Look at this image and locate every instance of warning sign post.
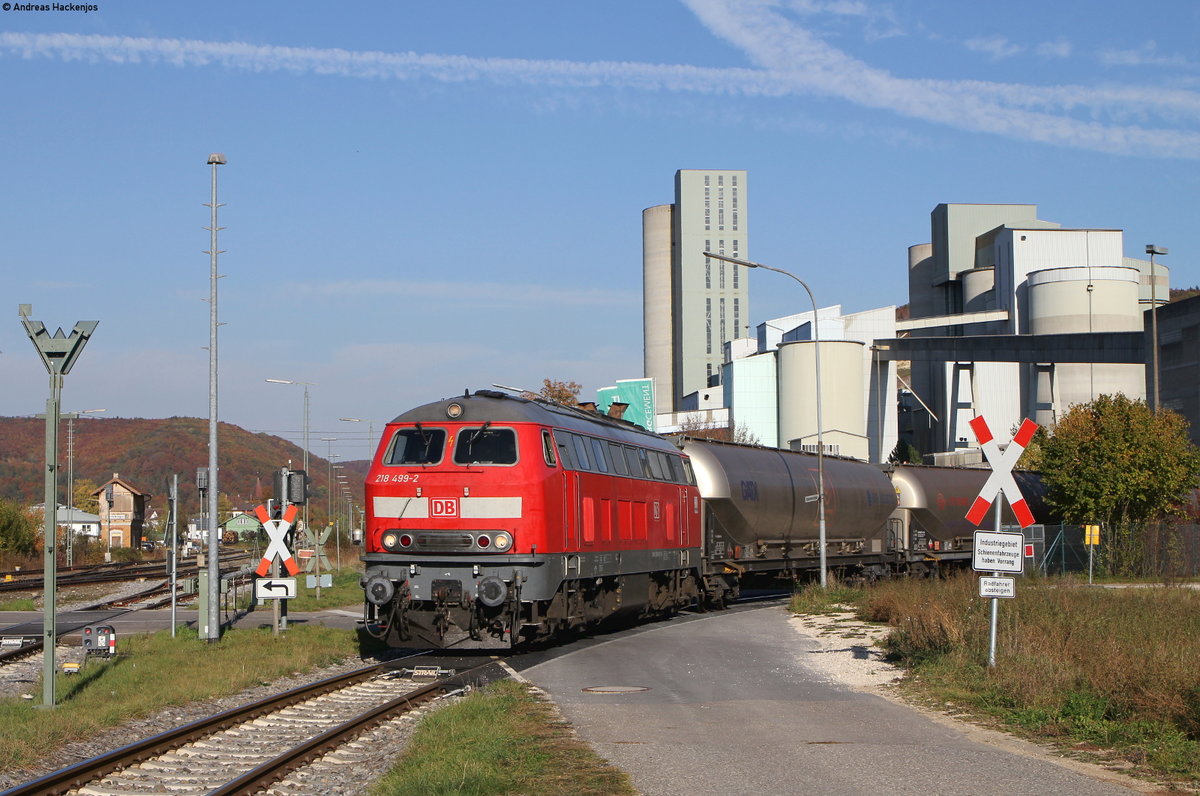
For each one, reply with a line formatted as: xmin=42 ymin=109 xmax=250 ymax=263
xmin=967 ymin=415 xmax=1039 ymax=668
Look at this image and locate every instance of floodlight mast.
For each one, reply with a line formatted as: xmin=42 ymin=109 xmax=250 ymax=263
xmin=203 ymin=153 xmax=226 ymax=643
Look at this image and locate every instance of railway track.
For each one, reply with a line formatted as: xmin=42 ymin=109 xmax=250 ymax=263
xmin=4 ymin=659 xmax=507 ymax=795
xmin=0 ymin=553 xmax=252 ymax=594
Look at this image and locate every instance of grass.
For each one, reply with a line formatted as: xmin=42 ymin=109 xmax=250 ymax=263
xmin=0 ymin=599 xmax=36 ymax=611
xmin=0 ymin=623 xmax=360 ymax=771
xmin=799 ymin=574 xmax=1200 ymax=785
xmin=371 ymin=680 xmax=637 ymax=796
xmin=286 ymin=567 xmax=363 ymax=611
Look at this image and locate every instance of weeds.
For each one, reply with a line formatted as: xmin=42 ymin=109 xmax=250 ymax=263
xmin=850 ymin=575 xmax=1200 ymax=784
xmin=372 ymin=680 xmax=635 ymax=796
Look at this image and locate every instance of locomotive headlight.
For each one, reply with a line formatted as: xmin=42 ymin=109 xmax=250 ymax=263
xmin=493 ymin=532 xmax=513 ymax=551
xmin=446 ymin=402 xmax=464 ymax=419
xmin=381 ymin=531 xmax=400 ymax=551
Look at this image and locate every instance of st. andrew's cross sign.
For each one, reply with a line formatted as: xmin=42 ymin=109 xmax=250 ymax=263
xmin=965 ymin=416 xmax=1039 ymax=529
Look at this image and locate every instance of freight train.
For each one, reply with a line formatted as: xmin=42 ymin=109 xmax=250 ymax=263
xmin=359 ymin=389 xmax=1046 ymax=648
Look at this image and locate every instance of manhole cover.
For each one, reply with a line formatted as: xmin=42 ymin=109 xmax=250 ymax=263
xmin=582 ymin=685 xmax=650 ymax=693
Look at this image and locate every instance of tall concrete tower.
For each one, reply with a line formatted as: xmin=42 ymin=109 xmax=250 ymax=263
xmin=643 ymin=169 xmax=749 ymax=411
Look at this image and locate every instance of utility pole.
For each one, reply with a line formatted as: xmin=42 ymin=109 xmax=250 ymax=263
xmin=20 ymin=305 xmax=97 ymax=709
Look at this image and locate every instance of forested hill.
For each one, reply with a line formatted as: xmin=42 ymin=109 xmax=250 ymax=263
xmin=0 ymin=416 xmax=370 ymax=522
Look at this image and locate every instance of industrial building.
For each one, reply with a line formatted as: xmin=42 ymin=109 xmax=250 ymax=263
xmin=643 ymin=169 xmax=749 ymax=414
xmin=640 ymin=178 xmax=1175 ymax=464
xmin=901 ymin=203 xmax=1166 ymax=458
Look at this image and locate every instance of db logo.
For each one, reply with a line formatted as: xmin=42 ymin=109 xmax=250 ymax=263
xmin=431 ymin=498 xmax=459 ymax=518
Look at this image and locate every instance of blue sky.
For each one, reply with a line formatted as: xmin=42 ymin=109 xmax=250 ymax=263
xmin=2 ymin=0 xmax=1197 ymax=462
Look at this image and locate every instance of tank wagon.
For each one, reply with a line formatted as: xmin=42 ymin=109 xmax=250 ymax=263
xmin=360 ymin=390 xmax=1049 ymax=648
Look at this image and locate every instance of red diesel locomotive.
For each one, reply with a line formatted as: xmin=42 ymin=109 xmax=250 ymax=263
xmin=360 ymin=390 xmax=704 ymax=646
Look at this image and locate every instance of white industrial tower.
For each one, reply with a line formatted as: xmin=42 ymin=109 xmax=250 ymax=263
xmin=643 ymin=169 xmax=749 ymax=412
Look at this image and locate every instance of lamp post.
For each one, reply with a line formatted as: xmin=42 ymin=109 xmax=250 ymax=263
xmin=266 ymin=379 xmax=315 ymax=533
xmin=339 ymin=417 xmax=374 ymax=460
xmin=204 ymin=152 xmax=226 ymax=644
xmin=1145 ymin=245 xmax=1168 ymax=412
xmin=703 ymin=251 xmax=829 ymax=588
xmin=64 ymin=408 xmax=105 ymax=566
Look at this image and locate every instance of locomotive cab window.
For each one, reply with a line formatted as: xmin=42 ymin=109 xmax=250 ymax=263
xmin=453 ymin=426 xmax=518 ymax=465
xmin=387 ymin=427 xmax=446 ymax=466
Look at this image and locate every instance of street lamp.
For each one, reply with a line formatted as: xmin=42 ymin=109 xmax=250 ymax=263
xmin=266 ymin=379 xmax=315 ymax=532
xmin=1146 ymin=245 xmax=1168 ymax=412
xmin=339 ymin=417 xmax=374 ymax=460
xmin=703 ymin=251 xmax=829 ymax=588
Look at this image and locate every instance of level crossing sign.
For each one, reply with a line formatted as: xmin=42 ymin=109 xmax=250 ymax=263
xmin=965 ymin=416 xmax=1039 ymax=528
xmin=253 ymin=503 xmax=300 ymax=577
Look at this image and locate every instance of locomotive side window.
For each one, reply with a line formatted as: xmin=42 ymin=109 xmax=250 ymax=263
xmin=626 ymin=446 xmax=650 ymax=478
xmin=542 ymin=430 xmax=557 ymax=467
xmin=555 ymin=435 xmax=574 ymax=469
xmin=387 ymin=427 xmax=446 ymax=466
xmin=667 ymin=455 xmax=687 ymax=484
xmin=682 ymin=457 xmax=697 ymax=486
xmin=589 ymin=438 xmax=611 ymax=473
xmin=646 ymin=451 xmax=668 ymax=481
xmin=608 ymin=442 xmax=629 ymax=476
xmin=453 ymin=427 xmax=518 ymax=465
xmin=570 ymin=434 xmax=592 ymax=471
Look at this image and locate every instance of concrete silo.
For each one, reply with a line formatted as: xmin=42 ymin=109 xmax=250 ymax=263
xmin=777 ymin=339 xmax=867 ymax=460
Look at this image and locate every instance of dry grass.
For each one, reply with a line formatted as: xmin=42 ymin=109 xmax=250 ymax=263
xmin=860 ymin=574 xmax=1200 ymax=781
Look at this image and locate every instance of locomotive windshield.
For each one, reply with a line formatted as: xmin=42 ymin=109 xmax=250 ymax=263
xmin=387 ymin=426 xmax=446 ymax=465
xmin=453 ymin=426 xmax=518 ymax=465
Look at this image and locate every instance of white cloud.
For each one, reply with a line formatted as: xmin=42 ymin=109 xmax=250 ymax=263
xmin=1100 ymin=42 xmax=1192 ymax=68
xmin=964 ymin=35 xmax=1023 ymax=60
xmin=1036 ymin=38 xmax=1072 ymax=59
xmin=1 ymin=15 xmax=1198 ymax=160
xmin=292 ymin=279 xmax=638 ymax=307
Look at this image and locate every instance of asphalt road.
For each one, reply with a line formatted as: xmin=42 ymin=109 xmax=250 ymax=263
xmin=510 ymin=604 xmax=1144 ymax=796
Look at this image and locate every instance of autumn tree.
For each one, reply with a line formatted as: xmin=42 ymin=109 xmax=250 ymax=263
xmin=526 ymin=378 xmax=582 ymax=406
xmin=674 ymin=414 xmax=761 ymax=445
xmin=0 ymin=499 xmax=37 ymax=558
xmin=1038 ymin=394 xmax=1200 ymax=575
xmin=73 ymin=478 xmax=100 ymax=513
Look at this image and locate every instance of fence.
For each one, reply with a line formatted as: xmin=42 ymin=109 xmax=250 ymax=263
xmin=1024 ymin=523 xmax=1200 ymax=579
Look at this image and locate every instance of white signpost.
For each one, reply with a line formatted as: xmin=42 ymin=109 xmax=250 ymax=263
xmin=255 ymin=578 xmax=297 ymax=600
xmin=972 ymin=531 xmax=1025 ymax=573
xmin=979 ymin=577 xmax=1016 ymax=599
xmin=967 ymin=415 xmax=1038 ymax=668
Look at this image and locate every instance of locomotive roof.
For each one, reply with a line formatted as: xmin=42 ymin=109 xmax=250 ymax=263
xmin=390 ymin=390 xmax=675 ymax=449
